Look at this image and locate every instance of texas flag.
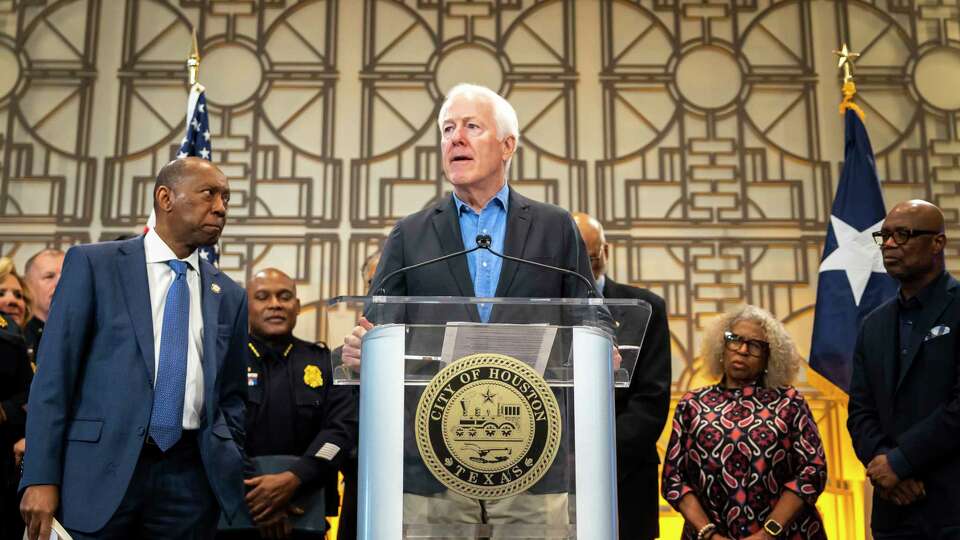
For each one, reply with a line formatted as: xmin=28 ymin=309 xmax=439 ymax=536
xmin=809 ymin=109 xmax=898 ymax=391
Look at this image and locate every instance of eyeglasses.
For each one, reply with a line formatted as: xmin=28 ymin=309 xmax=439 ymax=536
xmin=723 ymin=331 xmax=769 ymax=358
xmin=871 ymin=229 xmax=940 ymax=246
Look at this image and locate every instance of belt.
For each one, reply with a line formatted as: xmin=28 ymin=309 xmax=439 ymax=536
xmin=143 ymin=429 xmax=200 ymax=457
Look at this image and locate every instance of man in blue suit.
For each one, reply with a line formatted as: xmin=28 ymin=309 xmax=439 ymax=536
xmin=19 ymin=157 xmax=249 ymax=539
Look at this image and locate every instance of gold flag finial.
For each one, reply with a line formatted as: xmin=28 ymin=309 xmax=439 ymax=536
xmin=834 ymin=43 xmax=865 ymax=120
xmin=833 ymin=43 xmax=860 ymax=84
xmin=187 ymin=28 xmax=200 ymax=86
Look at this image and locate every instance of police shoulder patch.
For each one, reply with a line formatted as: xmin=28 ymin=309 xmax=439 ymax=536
xmin=415 ymin=353 xmax=562 ymax=500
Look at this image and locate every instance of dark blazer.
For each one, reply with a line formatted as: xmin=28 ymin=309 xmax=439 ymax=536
xmin=371 ymin=188 xmax=596 ymax=321
xmin=848 ymin=272 xmax=960 ymax=533
xmin=21 ymin=237 xmax=249 ymax=534
xmin=603 ymin=278 xmax=670 ymax=540
xmin=368 ymin=188 xmax=598 ymax=495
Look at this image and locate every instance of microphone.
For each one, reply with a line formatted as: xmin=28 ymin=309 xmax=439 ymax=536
xmin=371 ymin=243 xmax=483 ymax=295
xmin=473 ymin=234 xmax=598 ymax=297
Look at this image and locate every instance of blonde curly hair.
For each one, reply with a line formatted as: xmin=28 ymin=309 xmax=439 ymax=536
xmin=0 ymin=256 xmax=32 ymax=324
xmin=700 ymin=305 xmax=800 ymax=388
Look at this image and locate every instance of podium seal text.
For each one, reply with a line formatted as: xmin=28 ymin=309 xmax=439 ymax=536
xmin=415 ymin=353 xmax=562 ymax=499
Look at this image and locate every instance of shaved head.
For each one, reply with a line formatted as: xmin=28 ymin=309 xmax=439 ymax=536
xmin=248 ymin=268 xmax=297 ymax=293
xmin=247 ymin=268 xmax=300 ymax=341
xmin=880 ymin=199 xmax=947 ymax=295
xmin=572 ymin=212 xmax=607 ymax=280
xmin=888 ymin=199 xmax=945 ymax=233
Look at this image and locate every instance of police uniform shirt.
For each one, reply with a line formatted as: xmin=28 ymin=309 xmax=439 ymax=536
xmin=246 ymin=338 xmax=298 ymax=456
xmin=0 ymin=313 xmax=32 ymax=485
xmin=245 ymin=335 xmax=357 ymax=490
xmin=23 ymin=317 xmax=43 ymax=365
xmin=0 ymin=314 xmax=31 ymax=429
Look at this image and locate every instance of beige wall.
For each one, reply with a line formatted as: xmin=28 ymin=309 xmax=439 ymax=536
xmin=2 ymin=1 xmax=959 ymax=536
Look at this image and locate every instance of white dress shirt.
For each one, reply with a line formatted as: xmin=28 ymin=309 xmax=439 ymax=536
xmin=143 ymin=229 xmax=204 ymax=429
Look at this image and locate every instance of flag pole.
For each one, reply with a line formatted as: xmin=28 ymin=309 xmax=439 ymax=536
xmin=833 ymin=43 xmax=865 ymax=120
xmin=149 ymin=29 xmax=202 ymax=232
xmin=187 ymin=28 xmax=201 ymax=87
xmin=808 ymin=41 xmax=897 ymax=391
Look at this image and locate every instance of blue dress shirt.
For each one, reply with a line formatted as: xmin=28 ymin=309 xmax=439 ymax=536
xmin=453 ymin=184 xmax=509 ymax=322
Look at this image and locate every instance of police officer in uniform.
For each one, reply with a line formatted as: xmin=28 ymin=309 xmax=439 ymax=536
xmin=22 ymin=248 xmax=65 ymax=366
xmin=240 ymin=268 xmax=357 ymax=540
xmin=0 ymin=313 xmax=32 ymax=540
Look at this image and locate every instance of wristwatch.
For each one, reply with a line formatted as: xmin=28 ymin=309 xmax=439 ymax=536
xmin=763 ymin=518 xmax=784 ymax=537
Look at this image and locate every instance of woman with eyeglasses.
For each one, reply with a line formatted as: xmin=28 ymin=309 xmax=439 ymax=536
xmin=661 ymin=305 xmax=827 ymax=540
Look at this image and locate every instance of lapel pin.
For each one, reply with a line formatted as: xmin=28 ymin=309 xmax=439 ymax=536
xmin=211 ymin=283 xmax=221 ymax=294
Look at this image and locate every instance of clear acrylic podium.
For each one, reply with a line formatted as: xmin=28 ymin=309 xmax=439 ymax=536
xmin=328 ymin=296 xmax=651 ymax=540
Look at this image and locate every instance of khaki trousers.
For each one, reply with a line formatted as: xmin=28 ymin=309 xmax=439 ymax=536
xmin=403 ymin=490 xmax=570 ymax=539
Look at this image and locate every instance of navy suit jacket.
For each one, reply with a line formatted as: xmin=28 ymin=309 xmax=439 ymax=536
xmin=21 ymin=237 xmax=249 ymax=533
xmin=848 ymin=272 xmax=960 ymax=532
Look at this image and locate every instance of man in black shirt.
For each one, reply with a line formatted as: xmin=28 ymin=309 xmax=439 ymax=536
xmin=848 ymin=200 xmax=960 ymax=538
xmin=241 ymin=268 xmax=357 ymax=539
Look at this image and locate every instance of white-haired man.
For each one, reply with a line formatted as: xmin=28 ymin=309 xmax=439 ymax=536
xmin=342 ymin=83 xmax=598 ymax=535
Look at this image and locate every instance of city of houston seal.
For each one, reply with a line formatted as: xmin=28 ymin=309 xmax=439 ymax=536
xmin=415 ymin=353 xmax=562 ymax=499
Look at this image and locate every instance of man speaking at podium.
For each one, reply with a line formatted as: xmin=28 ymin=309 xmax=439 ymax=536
xmin=342 ymin=83 xmax=599 ymax=532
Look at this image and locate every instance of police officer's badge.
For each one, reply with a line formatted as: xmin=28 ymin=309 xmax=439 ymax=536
xmin=415 ymin=353 xmax=561 ymax=500
xmin=303 ymin=364 xmax=324 ymax=388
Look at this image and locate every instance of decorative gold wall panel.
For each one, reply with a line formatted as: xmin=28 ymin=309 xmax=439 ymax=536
xmin=1 ymin=1 xmax=958 ymax=536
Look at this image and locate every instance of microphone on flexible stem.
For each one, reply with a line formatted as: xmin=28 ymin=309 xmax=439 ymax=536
xmin=372 ymin=242 xmax=484 ymax=295
xmin=473 ymin=234 xmax=597 ymax=297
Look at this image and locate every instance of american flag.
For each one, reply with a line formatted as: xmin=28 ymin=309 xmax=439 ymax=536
xmin=177 ymin=84 xmax=211 ymax=160
xmin=144 ymin=84 xmax=218 ymax=265
xmin=178 ymin=84 xmax=218 ymax=266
